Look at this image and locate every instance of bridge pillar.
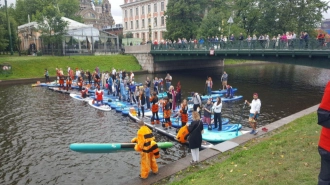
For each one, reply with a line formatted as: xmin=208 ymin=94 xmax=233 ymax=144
xmin=125 ymin=45 xmax=225 ymax=73
xmin=125 ymin=44 xmax=155 ymax=73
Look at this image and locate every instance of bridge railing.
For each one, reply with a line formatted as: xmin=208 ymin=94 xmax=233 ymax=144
xmin=151 ymin=39 xmax=330 ymax=51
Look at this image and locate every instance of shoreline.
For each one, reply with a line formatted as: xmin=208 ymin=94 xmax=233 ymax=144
xmin=121 ymin=104 xmax=319 ymax=185
xmin=0 ymin=70 xmax=149 ymax=86
xmin=0 ymin=61 xmax=268 ymax=85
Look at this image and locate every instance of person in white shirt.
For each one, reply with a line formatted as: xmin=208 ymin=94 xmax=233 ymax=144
xmin=245 ymin=93 xmax=261 ymax=135
xmin=212 ymin=97 xmax=222 ymax=131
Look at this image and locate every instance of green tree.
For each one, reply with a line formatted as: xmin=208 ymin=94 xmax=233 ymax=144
xmin=0 ymin=24 xmax=8 ymax=52
xmin=36 ymin=4 xmax=68 ymax=55
xmin=13 ymin=0 xmax=82 ymax=25
xmin=165 ymin=0 xmax=208 ymax=40
xmin=126 ymin=31 xmax=133 ymax=38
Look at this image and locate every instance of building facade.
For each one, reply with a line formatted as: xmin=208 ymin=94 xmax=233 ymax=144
xmin=120 ymin=0 xmax=168 ymax=43
xmin=78 ymin=0 xmax=115 ymax=30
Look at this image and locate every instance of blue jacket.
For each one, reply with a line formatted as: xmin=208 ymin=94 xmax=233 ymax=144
xmin=129 ymin=84 xmax=136 ymax=93
xmin=108 ymin=77 xmax=113 ymax=86
xmin=145 ymin=87 xmax=150 ymax=97
xmin=226 ymin=87 xmax=234 ymax=97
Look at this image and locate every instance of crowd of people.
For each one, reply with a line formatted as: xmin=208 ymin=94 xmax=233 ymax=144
xmin=150 ymin=31 xmax=330 ymax=50
xmin=49 ymin=67 xmax=264 ymax=178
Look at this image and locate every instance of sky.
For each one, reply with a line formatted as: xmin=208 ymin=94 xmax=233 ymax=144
xmin=4 ymin=0 xmax=330 ymax=24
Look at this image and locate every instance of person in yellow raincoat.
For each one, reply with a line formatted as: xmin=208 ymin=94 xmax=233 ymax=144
xmin=131 ymin=120 xmax=159 ymax=179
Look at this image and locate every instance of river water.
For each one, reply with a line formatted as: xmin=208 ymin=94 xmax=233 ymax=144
xmin=0 ymin=62 xmax=329 ymax=185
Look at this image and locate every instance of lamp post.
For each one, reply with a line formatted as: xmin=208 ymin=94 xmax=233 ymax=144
xmin=148 ymin=24 xmax=151 ymax=43
xmin=5 ymin=0 xmax=13 ymax=55
xmin=227 ymin=16 xmax=233 ymax=36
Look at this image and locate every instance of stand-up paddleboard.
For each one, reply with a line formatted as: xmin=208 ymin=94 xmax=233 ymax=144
xmin=122 ymin=107 xmax=130 ymax=116
xmin=69 ymin=93 xmax=93 ymax=102
xmin=88 ymin=100 xmax=112 ymax=111
xmin=109 ymin=102 xmax=127 ymax=109
xmin=128 ymin=111 xmax=214 ymax=149
xmin=202 ymin=126 xmax=249 ymax=143
xmin=213 ymin=95 xmax=243 ymax=102
xmin=170 ymin=117 xmax=230 ymax=128
xmin=157 ymin=92 xmax=168 ymax=99
xmin=70 ymin=142 xmax=173 ymax=153
xmin=187 ymin=94 xmax=223 ymax=101
xmin=48 ymin=87 xmax=74 ymax=94
xmin=212 ymin=88 xmax=238 ymax=94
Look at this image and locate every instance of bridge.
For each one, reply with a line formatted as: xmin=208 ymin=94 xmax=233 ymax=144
xmin=125 ymin=39 xmax=330 ymax=72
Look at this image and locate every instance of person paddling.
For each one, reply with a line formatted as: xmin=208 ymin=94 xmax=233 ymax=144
xmin=221 ymin=71 xmax=228 ymax=90
xmin=203 ymin=99 xmax=213 ymax=130
xmin=225 ymin=84 xmax=234 ymax=98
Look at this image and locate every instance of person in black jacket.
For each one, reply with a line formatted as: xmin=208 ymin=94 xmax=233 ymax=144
xmin=188 ymin=111 xmax=204 ymax=165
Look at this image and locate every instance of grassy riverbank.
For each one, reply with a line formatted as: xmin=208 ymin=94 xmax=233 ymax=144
xmin=0 ymin=55 xmax=141 ymax=80
xmin=156 ymin=113 xmax=320 ymax=185
xmin=224 ymin=58 xmax=266 ymax=65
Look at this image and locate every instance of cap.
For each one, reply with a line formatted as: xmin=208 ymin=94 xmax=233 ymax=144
xmin=318 ymin=81 xmax=330 ymax=128
xmin=253 ymin=93 xmax=258 ymax=96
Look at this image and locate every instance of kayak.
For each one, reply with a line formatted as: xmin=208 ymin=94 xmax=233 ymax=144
xmin=211 ymin=88 xmax=238 ymax=94
xmin=70 ymin=142 xmax=173 ymax=153
xmin=69 ymin=93 xmax=93 ymax=102
xmin=88 ymin=100 xmax=112 ymax=111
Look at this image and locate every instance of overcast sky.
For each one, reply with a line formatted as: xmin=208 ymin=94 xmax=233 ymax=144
xmin=4 ymin=0 xmax=330 ymax=24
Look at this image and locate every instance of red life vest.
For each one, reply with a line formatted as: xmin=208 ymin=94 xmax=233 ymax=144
xmin=96 ymin=90 xmax=103 ymax=101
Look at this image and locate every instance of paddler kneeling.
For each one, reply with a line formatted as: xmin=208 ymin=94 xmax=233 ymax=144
xmin=131 ymin=120 xmax=159 ymax=179
xmin=92 ymin=85 xmax=103 ymax=105
xmin=81 ymin=87 xmax=89 ymax=98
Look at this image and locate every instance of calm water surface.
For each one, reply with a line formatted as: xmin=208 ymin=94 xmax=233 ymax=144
xmin=0 ymin=62 xmax=329 ymax=184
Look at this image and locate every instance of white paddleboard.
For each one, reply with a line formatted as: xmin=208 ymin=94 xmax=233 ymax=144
xmin=88 ymin=100 xmax=112 ymax=111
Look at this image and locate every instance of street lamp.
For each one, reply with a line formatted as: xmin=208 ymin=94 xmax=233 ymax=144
xmin=5 ymin=0 xmax=13 ymax=55
xmin=227 ymin=16 xmax=233 ymax=36
xmin=148 ymin=24 xmax=151 ymax=43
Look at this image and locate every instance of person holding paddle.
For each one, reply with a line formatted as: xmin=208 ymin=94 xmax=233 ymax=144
xmin=221 ymin=71 xmax=228 ymax=90
xmin=245 ymin=93 xmax=261 ymax=135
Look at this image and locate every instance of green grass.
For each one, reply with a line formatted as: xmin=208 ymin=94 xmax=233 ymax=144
xmin=0 ymin=55 xmax=141 ymax=80
xmin=157 ymin=113 xmax=321 ymax=185
xmin=224 ymin=59 xmax=265 ymax=65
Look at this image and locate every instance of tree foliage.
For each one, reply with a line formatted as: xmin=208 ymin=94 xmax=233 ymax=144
xmin=36 ymin=4 xmax=68 ymax=55
xmin=165 ymin=0 xmax=330 ymax=39
xmin=164 ymin=0 xmax=208 ymax=40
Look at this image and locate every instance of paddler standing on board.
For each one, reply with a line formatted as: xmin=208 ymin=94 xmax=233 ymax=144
xmin=162 ymin=97 xmax=172 ymax=130
xmin=66 ymin=76 xmax=72 ymax=91
xmin=77 ymin=76 xmax=83 ymax=91
xmin=131 ymin=120 xmax=159 ymax=179
xmin=150 ymin=92 xmax=160 ymax=125
xmin=180 ymin=99 xmax=189 ymax=127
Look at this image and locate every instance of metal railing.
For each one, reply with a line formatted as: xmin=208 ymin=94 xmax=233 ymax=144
xmin=150 ymin=39 xmax=330 ymax=51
